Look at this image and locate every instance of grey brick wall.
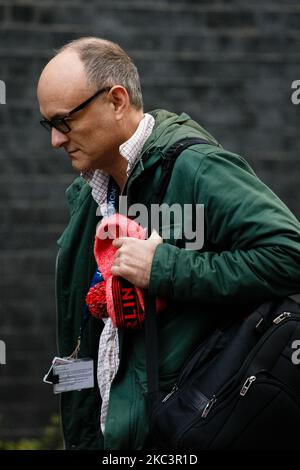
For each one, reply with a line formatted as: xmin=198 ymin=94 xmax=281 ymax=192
xmin=0 ymin=0 xmax=299 ymax=441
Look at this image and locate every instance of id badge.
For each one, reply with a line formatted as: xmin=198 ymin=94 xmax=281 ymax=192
xmin=43 ymin=356 xmax=94 ymax=394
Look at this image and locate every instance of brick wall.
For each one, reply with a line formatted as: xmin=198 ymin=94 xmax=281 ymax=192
xmin=0 ymin=0 xmax=299 ymax=440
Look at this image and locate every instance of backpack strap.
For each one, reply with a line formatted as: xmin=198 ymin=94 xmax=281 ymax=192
xmin=153 ymin=137 xmax=213 ymax=205
xmin=145 ymin=137 xmax=212 ymax=409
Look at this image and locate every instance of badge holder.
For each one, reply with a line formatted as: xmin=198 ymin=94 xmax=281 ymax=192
xmin=43 ymin=335 xmax=94 ymax=394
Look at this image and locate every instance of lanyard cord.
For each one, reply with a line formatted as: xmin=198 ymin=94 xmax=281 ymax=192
xmin=69 ymin=177 xmax=120 ymax=359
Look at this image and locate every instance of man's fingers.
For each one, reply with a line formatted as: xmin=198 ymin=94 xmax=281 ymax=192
xmin=112 ymin=237 xmax=129 ymax=248
xmin=111 ymin=265 xmax=119 ymax=276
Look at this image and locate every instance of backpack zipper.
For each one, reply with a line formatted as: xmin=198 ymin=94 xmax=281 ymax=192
xmin=240 ymin=375 xmax=257 ymax=396
xmin=161 ymin=330 xmax=225 ymax=404
xmin=162 ymin=311 xmax=294 ymax=407
xmin=201 ymin=373 xmax=258 ymax=419
xmin=200 ymin=373 xmax=239 ymax=418
xmin=162 ymin=384 xmax=179 ymax=403
xmin=273 ymin=312 xmax=291 ymax=324
xmin=163 ymin=311 xmax=296 ymax=419
xmin=200 ymin=311 xmax=296 ymax=418
xmin=201 ymin=396 xmax=217 ymax=418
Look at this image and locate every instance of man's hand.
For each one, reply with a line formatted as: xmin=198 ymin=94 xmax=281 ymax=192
xmin=111 ymin=230 xmax=163 ymax=288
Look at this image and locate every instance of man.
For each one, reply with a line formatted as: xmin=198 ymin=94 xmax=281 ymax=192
xmin=37 ymin=37 xmax=300 ymax=450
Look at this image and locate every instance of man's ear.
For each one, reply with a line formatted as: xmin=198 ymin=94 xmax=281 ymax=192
xmin=109 ymin=85 xmax=129 ymax=120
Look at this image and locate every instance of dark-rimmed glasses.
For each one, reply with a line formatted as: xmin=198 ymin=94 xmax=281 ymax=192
xmin=40 ymin=86 xmax=111 ymax=134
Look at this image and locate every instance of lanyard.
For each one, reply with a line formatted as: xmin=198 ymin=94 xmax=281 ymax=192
xmin=70 ymin=268 xmax=104 ymax=359
xmin=69 ymin=177 xmax=119 ymax=359
xmin=107 ymin=176 xmax=120 ymax=215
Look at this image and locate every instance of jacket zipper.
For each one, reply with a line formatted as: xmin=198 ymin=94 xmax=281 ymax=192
xmin=54 ymin=246 xmax=67 ymax=449
xmin=55 ymin=247 xmax=61 ymax=356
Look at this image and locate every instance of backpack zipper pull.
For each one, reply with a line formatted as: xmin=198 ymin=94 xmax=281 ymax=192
xmin=240 ymin=375 xmax=256 ymax=396
xmin=162 ymin=384 xmax=178 ymax=403
xmin=273 ymin=312 xmax=291 ymax=324
xmin=201 ymin=396 xmax=217 ymax=418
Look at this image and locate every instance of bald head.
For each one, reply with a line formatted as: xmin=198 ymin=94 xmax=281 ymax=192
xmin=54 ymin=37 xmax=143 ymax=110
xmin=37 ymin=50 xmax=91 ymax=120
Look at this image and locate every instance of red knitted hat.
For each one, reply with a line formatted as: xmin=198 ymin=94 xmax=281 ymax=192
xmin=86 ymin=214 xmax=164 ymax=329
xmin=94 ymin=213 xmax=146 ymax=281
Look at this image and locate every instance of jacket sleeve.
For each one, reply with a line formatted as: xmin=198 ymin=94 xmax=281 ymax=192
xmin=149 ymin=149 xmax=300 ymax=304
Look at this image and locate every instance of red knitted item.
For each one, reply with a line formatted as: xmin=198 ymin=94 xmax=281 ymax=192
xmin=85 ymin=282 xmax=108 ymax=320
xmin=108 ymin=276 xmax=145 ymax=329
xmin=86 ymin=213 xmax=165 ymax=329
xmin=94 ymin=214 xmax=146 ymax=280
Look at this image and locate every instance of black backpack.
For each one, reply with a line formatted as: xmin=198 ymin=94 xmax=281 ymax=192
xmin=145 ymin=138 xmax=300 ymax=450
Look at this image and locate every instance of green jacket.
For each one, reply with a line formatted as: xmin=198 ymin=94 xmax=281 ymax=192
xmin=56 ymin=109 xmax=300 ymax=450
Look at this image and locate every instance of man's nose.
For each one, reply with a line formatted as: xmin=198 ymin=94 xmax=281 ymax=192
xmin=51 ymin=127 xmax=69 ymax=148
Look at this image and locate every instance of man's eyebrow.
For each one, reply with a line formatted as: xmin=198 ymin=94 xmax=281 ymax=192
xmin=50 ymin=113 xmax=63 ymax=120
xmin=49 ymin=113 xmax=67 ymax=121
xmin=42 ymin=111 xmax=69 ymax=120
